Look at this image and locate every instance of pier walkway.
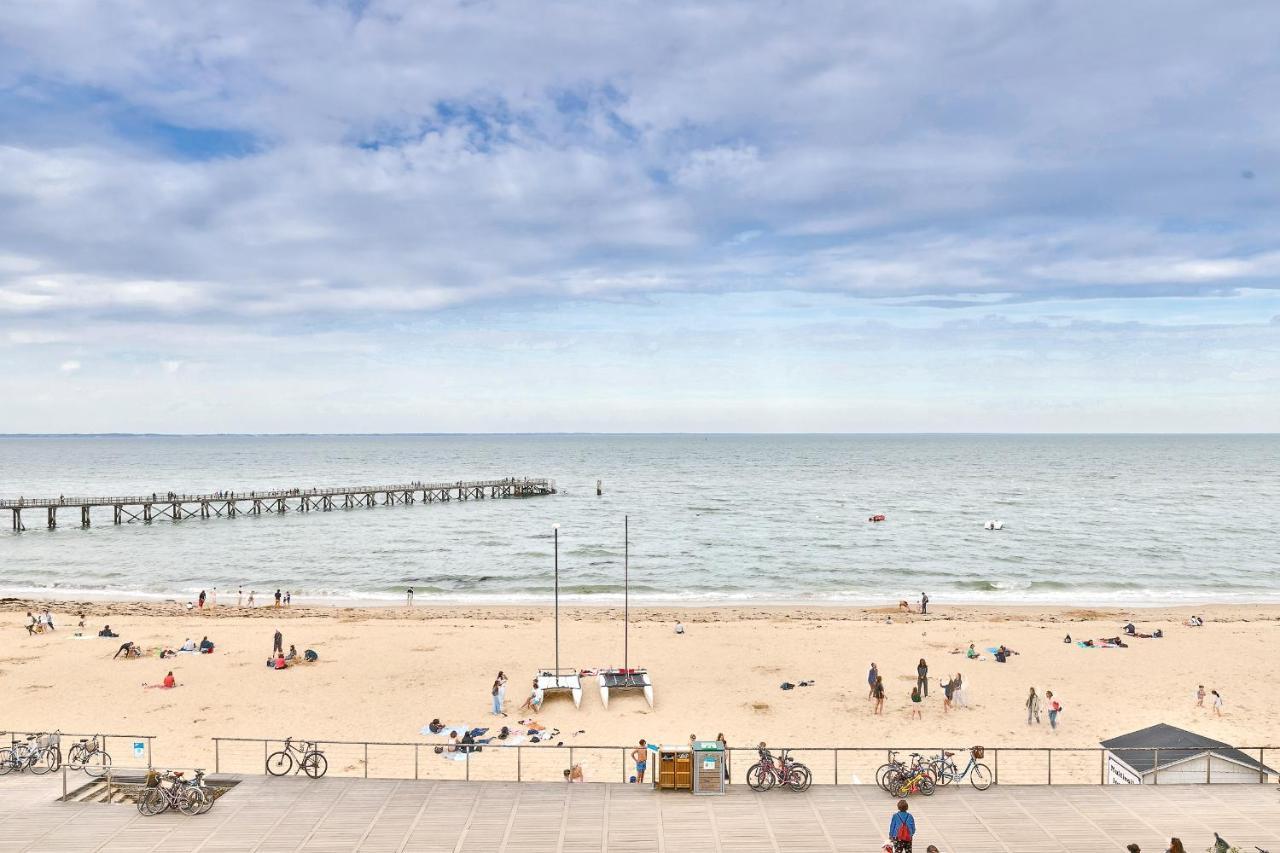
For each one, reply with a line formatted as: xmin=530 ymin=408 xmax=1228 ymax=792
xmin=3 ymin=774 xmax=1280 ymax=852
xmin=2 ymin=478 xmax=555 ymax=531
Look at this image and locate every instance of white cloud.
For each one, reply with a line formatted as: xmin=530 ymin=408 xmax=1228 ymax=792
xmin=59 ymin=360 xmax=80 ymax=372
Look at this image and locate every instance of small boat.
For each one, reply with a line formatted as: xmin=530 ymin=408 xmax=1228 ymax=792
xmin=868 ymin=514 xmax=886 ymax=523
xmin=983 ymin=520 xmax=1004 ymax=530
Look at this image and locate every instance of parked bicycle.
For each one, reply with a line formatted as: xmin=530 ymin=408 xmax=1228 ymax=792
xmin=65 ymin=734 xmax=112 ymax=777
xmin=933 ymin=746 xmax=993 ymax=791
xmin=137 ymin=769 xmax=209 ymax=816
xmin=266 ymin=738 xmax=328 ymax=778
xmin=746 ymin=747 xmax=812 ymax=792
xmin=0 ymin=731 xmax=61 ymax=775
xmin=876 ymin=751 xmax=935 ymax=792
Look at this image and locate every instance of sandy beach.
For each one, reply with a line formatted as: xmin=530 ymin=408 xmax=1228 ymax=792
xmin=3 ymin=599 xmax=1278 ymax=780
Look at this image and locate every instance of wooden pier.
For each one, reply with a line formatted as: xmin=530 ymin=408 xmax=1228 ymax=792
xmin=1 ymin=478 xmax=555 ymax=531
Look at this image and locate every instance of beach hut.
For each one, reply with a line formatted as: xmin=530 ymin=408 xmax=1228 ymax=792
xmin=537 ymin=523 xmax=582 ymax=708
xmin=1101 ymin=723 xmax=1275 ymax=784
xmin=598 ymin=515 xmax=654 ymax=709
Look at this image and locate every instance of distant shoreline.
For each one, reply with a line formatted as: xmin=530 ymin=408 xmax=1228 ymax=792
xmin=4 ymin=594 xmax=1278 ymax=623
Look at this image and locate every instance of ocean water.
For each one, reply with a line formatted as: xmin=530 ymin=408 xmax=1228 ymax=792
xmin=0 ymin=434 xmax=1276 ymax=606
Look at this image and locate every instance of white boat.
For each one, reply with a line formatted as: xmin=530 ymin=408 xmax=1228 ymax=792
xmin=598 ymin=668 xmax=653 ymax=709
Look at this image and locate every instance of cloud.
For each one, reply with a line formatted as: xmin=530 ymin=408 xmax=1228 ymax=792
xmin=59 ymin=360 xmax=80 ymax=372
xmin=1 ymin=1 xmax=1279 ymax=429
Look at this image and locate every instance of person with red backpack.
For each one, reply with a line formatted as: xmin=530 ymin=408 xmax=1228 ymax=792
xmin=889 ymin=799 xmax=916 ymax=852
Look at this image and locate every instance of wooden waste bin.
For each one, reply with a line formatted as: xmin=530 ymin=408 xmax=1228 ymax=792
xmin=692 ymin=741 xmax=726 ymax=795
xmin=656 ymin=745 xmax=693 ymax=790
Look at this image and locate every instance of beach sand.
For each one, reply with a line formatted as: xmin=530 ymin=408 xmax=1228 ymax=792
xmin=3 ymin=600 xmax=1277 ymax=782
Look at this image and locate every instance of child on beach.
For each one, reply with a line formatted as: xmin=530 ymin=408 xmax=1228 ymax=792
xmin=1196 ymin=685 xmax=1206 ymax=707
xmin=1211 ymin=690 xmax=1223 ymax=716
xmin=873 ymin=676 xmax=886 ymax=715
xmin=632 ymin=740 xmax=648 ymax=783
xmin=909 ymin=687 xmax=922 ymax=719
xmin=1046 ymin=691 xmax=1061 ymax=730
xmin=888 ymin=799 xmax=915 ymax=852
xmin=144 ymin=671 xmax=178 ymax=689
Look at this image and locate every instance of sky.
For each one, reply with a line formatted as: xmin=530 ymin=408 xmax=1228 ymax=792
xmin=1 ymin=0 xmax=1278 ymax=433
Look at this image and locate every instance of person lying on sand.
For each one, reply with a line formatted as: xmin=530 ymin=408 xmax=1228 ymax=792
xmin=144 ymin=671 xmax=178 ymax=689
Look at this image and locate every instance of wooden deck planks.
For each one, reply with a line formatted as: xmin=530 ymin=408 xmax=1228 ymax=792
xmin=5 ymin=774 xmax=1280 ymax=852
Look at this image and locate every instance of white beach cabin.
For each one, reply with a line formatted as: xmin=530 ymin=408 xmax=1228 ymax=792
xmin=1101 ymin=723 xmax=1274 ymax=785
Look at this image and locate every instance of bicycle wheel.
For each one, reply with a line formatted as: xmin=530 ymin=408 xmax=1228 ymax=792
xmin=30 ymin=749 xmax=57 ymax=775
xmin=0 ymin=748 xmax=13 ymax=776
xmin=746 ymin=763 xmax=774 ymax=791
xmin=787 ymin=764 xmax=813 ymax=792
xmin=874 ymin=763 xmax=893 ymax=790
xmin=934 ymin=762 xmax=955 ymax=786
xmin=65 ymin=745 xmax=84 ymax=770
xmin=84 ymin=749 xmax=112 ymax=778
xmin=301 ymin=752 xmax=327 ymax=778
xmin=178 ymin=787 xmax=208 ymax=816
xmin=918 ymin=777 xmax=936 ymax=796
xmin=266 ymin=750 xmax=294 ymax=776
xmin=969 ymin=763 xmax=993 ymax=791
xmin=196 ymin=787 xmax=216 ymax=814
xmin=137 ymin=787 xmax=167 ymax=816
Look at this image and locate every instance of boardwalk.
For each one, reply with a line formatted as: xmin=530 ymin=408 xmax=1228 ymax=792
xmin=2 ymin=478 xmax=555 ymax=531
xmin=3 ymin=774 xmax=1279 ymax=852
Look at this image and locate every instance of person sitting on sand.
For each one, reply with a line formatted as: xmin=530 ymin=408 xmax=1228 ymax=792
xmin=1123 ymin=622 xmax=1136 ymax=635
xmin=199 ymin=636 xmax=214 ymax=653
xmin=273 ymin=652 xmax=288 ymax=670
xmin=99 ymin=625 xmax=118 ymax=638
xmin=179 ymin=638 xmax=196 ymax=653
xmin=965 ymin=643 xmax=978 ymax=659
xmin=428 ymin=718 xmax=445 ymax=734
xmin=518 ymin=679 xmax=544 ymax=713
xmin=144 ymin=671 xmax=178 ymax=689
xmin=563 ymin=764 xmax=584 ymax=783
xmin=285 ymin=644 xmax=297 ymax=661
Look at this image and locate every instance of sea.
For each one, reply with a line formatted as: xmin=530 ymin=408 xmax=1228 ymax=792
xmin=0 ymin=434 xmax=1276 ymax=607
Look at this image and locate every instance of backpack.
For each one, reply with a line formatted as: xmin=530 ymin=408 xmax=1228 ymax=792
xmin=895 ymin=817 xmax=912 ymax=841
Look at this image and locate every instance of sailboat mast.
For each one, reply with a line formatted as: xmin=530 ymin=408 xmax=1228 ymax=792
xmin=624 ymin=514 xmax=629 ymax=670
xmin=554 ymin=524 xmax=560 ymax=674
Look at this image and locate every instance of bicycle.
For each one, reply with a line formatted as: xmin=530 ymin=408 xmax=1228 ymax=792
xmin=883 ymin=753 xmax=935 ymax=797
xmin=877 ymin=751 xmax=935 ymax=793
xmin=933 ymin=746 xmax=992 ymax=790
xmin=745 ymin=747 xmax=812 ymax=792
xmin=266 ymin=738 xmax=328 ymax=778
xmin=65 ymin=734 xmax=112 ymax=777
xmin=0 ymin=731 xmax=61 ymax=775
xmin=137 ymin=770 xmax=208 ymax=816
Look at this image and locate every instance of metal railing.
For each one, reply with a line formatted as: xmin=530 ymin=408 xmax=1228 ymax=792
xmin=211 ymin=737 xmax=1278 ymax=786
xmin=55 ymin=762 xmax=229 ymax=804
xmin=1 ymin=478 xmax=555 ymax=508
xmin=2 ymin=730 xmax=154 ymax=769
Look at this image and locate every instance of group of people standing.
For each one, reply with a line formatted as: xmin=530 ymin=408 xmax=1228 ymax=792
xmin=1024 ymin=687 xmax=1063 ymax=730
xmin=866 ymin=660 xmax=970 ymax=716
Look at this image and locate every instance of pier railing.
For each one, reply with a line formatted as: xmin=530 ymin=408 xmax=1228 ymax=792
xmin=210 ymin=737 xmax=1278 ymax=786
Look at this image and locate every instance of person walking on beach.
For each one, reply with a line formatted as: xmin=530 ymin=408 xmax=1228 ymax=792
xmin=1026 ymin=687 xmax=1041 ymax=725
xmin=237 ymin=587 xmax=243 ymax=606
xmin=1211 ymin=690 xmax=1223 ymax=716
xmin=909 ymin=686 xmax=922 ymax=719
xmin=274 ymin=589 xmax=282 ymax=608
xmin=920 ymin=592 xmax=928 ymax=615
xmin=248 ymin=590 xmax=256 ymax=607
xmin=867 ymin=662 xmax=879 ymax=699
xmin=955 ymin=673 xmax=969 ymax=708
xmin=198 ymin=590 xmax=206 ymax=609
xmin=942 ymin=675 xmax=955 ymax=713
xmin=873 ymin=675 xmax=886 ymax=715
xmin=888 ymin=799 xmax=915 ymax=852
xmin=632 ymin=739 xmax=648 ymax=783
xmin=284 ymin=591 xmax=291 ymax=607
xmin=273 ymin=629 xmax=283 ymax=655
xmin=1046 ymin=690 xmax=1061 ymax=730
xmin=916 ymin=658 xmax=928 ymax=698
xmin=406 ymin=587 xmax=414 ymax=607
xmin=1196 ymin=685 xmax=1206 ymax=708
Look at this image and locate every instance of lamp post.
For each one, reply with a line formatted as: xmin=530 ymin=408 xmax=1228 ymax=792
xmin=624 ymin=515 xmax=629 ymax=670
xmin=553 ymin=523 xmax=560 ymax=675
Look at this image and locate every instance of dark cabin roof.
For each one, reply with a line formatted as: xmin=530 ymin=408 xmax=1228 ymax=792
xmin=1101 ymin=723 xmax=1274 ymax=775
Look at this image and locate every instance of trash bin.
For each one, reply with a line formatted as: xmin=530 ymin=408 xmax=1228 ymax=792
xmin=692 ymin=740 xmax=726 ymax=795
xmin=656 ymin=745 xmax=693 ymax=790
